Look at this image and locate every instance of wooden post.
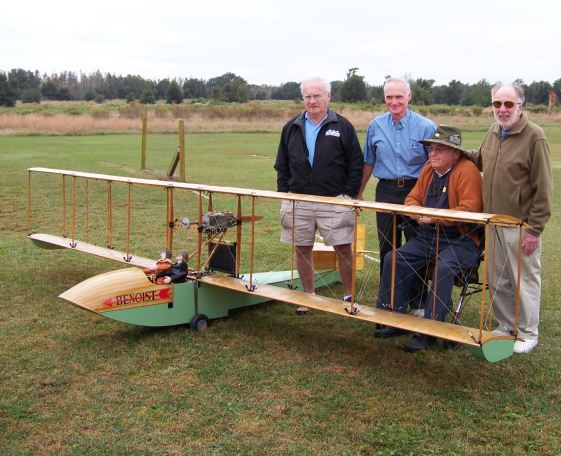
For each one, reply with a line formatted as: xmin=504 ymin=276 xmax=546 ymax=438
xmin=178 ymin=119 xmax=185 ymax=182
xmin=141 ymin=116 xmax=147 ymax=169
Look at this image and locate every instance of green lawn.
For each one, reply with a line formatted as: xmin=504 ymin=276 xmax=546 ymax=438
xmin=1 ymin=128 xmax=561 ymax=455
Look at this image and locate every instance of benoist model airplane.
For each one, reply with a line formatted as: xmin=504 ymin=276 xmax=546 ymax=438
xmin=27 ymin=167 xmax=526 ymax=362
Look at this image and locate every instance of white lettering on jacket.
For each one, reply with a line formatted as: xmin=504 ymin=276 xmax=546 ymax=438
xmin=325 ymin=129 xmax=341 ymax=137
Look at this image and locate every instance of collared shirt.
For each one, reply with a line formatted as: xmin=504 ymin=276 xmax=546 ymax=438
xmin=305 ymin=112 xmax=328 ymax=166
xmin=363 ymin=110 xmax=437 ymax=179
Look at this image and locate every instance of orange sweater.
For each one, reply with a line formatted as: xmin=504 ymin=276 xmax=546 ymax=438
xmin=404 ymin=157 xmax=482 ymax=245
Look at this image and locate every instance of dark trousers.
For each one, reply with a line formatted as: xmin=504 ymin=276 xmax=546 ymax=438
xmin=375 ymin=179 xmax=423 ymax=308
xmin=377 ymin=232 xmax=478 ymax=322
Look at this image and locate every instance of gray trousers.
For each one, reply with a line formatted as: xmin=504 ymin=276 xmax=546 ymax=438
xmin=488 ymin=226 xmax=542 ymax=340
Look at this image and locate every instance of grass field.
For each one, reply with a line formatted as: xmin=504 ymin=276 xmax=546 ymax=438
xmin=1 ymin=121 xmax=561 ymax=455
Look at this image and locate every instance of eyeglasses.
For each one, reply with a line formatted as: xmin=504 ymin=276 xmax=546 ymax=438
xmin=303 ymin=94 xmax=324 ymax=101
xmin=492 ymin=100 xmax=520 ymax=109
xmin=428 ymin=145 xmax=450 ymax=153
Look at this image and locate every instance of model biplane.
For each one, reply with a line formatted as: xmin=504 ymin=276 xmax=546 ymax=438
xmin=27 ymin=167 xmax=526 ymax=362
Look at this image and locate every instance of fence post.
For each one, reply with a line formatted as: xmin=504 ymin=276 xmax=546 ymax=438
xmin=141 ymin=116 xmax=147 ymax=169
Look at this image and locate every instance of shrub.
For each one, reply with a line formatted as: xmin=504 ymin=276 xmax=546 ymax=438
xmin=90 ymin=106 xmax=111 ymax=119
xmin=119 ymin=101 xmax=144 ymax=119
xmin=154 ymin=105 xmax=168 ymax=119
xmin=527 ymin=104 xmax=547 ymax=114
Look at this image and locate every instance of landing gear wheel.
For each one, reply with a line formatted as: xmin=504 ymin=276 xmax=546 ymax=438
xmin=190 ymin=314 xmax=209 ymax=332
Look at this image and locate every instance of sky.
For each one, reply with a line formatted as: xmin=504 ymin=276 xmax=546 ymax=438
xmin=2 ymin=0 xmax=560 ymax=87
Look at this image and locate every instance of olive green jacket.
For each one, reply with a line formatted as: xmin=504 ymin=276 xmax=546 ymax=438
xmin=472 ymin=113 xmax=552 ymax=235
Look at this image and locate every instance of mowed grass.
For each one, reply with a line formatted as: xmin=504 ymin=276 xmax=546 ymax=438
xmin=1 ymin=124 xmax=561 ymax=455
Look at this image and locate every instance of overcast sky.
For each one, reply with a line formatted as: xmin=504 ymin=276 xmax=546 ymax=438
xmin=2 ymin=0 xmax=559 ymax=86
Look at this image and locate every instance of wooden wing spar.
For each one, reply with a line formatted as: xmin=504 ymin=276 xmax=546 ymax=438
xmin=27 ymin=167 xmax=526 ymax=362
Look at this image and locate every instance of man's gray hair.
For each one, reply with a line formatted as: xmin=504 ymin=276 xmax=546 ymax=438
xmin=383 ymin=77 xmax=411 ymax=94
xmin=300 ymin=77 xmax=331 ymax=95
xmin=491 ymin=82 xmax=526 ymax=105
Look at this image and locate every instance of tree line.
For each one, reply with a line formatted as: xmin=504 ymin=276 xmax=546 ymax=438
xmin=1 ymin=68 xmax=559 ymax=107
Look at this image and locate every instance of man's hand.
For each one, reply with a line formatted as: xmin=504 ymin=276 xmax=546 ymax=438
xmin=522 ymin=230 xmax=540 ymax=256
xmin=407 ymin=205 xmax=433 ymax=224
xmin=417 ymin=216 xmax=434 ymax=224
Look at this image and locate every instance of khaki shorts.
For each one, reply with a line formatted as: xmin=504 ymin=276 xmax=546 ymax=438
xmin=280 ymin=195 xmax=355 ymax=247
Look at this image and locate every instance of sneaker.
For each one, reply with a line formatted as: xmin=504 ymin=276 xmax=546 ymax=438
xmin=411 ymin=308 xmax=425 ymax=318
xmin=296 ymin=306 xmax=310 ymax=315
xmin=513 ymin=339 xmax=538 ymax=354
xmin=404 ymin=334 xmax=436 ymax=352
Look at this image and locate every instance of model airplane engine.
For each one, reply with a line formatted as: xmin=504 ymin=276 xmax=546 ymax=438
xmin=201 ymin=211 xmax=238 ymax=234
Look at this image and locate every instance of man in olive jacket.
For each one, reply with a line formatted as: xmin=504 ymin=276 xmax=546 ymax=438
xmin=473 ymin=82 xmax=552 ymax=354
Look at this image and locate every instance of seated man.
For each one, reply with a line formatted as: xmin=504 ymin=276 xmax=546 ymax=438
xmin=375 ymin=125 xmax=482 ymax=352
xmin=160 ymin=251 xmax=188 ymax=284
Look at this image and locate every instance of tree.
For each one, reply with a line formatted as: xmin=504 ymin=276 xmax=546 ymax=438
xmin=166 ymin=80 xmax=184 ymax=104
xmin=40 ymin=77 xmax=59 ymax=100
xmin=553 ymin=78 xmax=561 ymax=102
xmin=369 ymin=84 xmax=384 ymax=104
xmin=219 ymin=79 xmax=248 ymax=102
xmin=271 ymin=81 xmax=301 ymax=100
xmin=139 ymin=89 xmax=156 ymax=104
xmin=208 ymin=73 xmax=248 ymax=102
xmin=524 ymin=80 xmax=552 ymax=105
xmin=121 ymin=74 xmax=148 ymax=99
xmin=410 ymin=78 xmax=435 ymax=105
xmin=21 ymin=88 xmax=41 ymax=103
xmin=339 ymin=68 xmax=367 ymax=103
xmin=461 ymin=79 xmax=492 ymax=106
xmin=0 ymin=72 xmax=17 ymax=106
xmin=330 ymin=80 xmax=343 ymax=102
xmin=156 ymin=79 xmax=171 ymax=100
xmin=8 ymin=68 xmax=41 ymax=99
xmin=183 ymin=78 xmax=208 ymax=99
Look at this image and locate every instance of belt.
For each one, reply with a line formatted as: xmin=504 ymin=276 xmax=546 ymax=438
xmin=378 ymin=178 xmax=417 ymax=188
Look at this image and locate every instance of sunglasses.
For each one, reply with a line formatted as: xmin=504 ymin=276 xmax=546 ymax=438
xmin=492 ymin=100 xmax=520 ymax=109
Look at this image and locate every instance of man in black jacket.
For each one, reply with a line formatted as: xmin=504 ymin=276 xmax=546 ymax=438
xmin=274 ymin=77 xmax=363 ymax=311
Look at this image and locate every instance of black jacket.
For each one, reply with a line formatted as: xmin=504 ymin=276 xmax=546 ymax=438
xmin=274 ymin=110 xmax=363 ymax=197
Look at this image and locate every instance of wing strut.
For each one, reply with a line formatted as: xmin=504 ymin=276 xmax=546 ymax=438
xmin=235 ymin=195 xmax=242 ymax=277
xmin=246 ymin=196 xmax=257 ymax=291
